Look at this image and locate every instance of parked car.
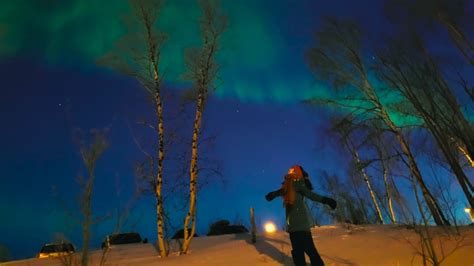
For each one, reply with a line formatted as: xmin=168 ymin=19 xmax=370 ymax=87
xmin=38 ymin=243 xmax=75 ymax=258
xmin=101 ymin=232 xmax=148 ymax=249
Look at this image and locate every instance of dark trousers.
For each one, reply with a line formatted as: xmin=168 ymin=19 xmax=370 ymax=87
xmin=289 ymin=231 xmax=324 ymax=266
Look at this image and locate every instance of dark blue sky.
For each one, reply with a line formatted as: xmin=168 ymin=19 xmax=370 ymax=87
xmin=1 ymin=0 xmax=472 ymax=260
xmin=0 ymin=57 xmax=347 ymax=259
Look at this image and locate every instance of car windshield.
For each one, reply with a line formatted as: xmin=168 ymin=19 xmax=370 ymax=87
xmin=108 ymin=233 xmax=142 ymax=245
xmin=40 ymin=243 xmax=75 ymax=253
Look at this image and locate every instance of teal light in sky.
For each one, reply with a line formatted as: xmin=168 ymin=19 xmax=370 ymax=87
xmin=1 ymin=0 xmax=427 ymax=114
xmin=1 ymin=0 xmax=322 ymax=103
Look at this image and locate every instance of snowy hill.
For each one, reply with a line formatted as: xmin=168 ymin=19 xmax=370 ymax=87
xmin=3 ymin=224 xmax=474 ymax=265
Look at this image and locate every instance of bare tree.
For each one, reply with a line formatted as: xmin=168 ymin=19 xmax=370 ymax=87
xmin=310 ymin=169 xmax=373 ymax=225
xmin=99 ymin=0 xmax=169 ymax=257
xmin=133 ymin=122 xmax=224 ymax=253
xmin=355 ymin=120 xmax=402 ymax=224
xmin=376 ymin=34 xmax=474 ymax=211
xmin=331 ymin=117 xmax=385 ymax=224
xmin=371 ymin=129 xmax=398 ymax=224
xmin=456 ymin=74 xmax=474 ymax=107
xmin=385 ymin=0 xmax=473 ymax=66
xmin=305 ymin=17 xmax=450 ymax=225
xmin=180 ymin=0 xmax=227 ymax=254
xmin=388 ymin=140 xmax=469 ymax=265
xmin=403 ymin=172 xmax=468 ymax=266
xmin=74 ymin=129 xmax=108 ymax=266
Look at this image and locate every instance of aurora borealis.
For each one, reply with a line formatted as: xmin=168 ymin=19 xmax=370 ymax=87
xmin=1 ymin=0 xmax=472 ymax=261
xmin=0 ymin=0 xmax=384 ymax=102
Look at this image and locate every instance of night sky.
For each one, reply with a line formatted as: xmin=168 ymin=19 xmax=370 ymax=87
xmin=1 ymin=0 xmax=471 ymax=260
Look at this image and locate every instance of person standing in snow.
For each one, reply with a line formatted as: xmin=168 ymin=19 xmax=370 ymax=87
xmin=265 ymin=165 xmax=337 ymax=266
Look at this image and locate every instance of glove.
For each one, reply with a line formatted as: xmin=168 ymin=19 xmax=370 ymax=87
xmin=265 ymin=192 xmax=276 ymax=201
xmin=322 ymin=197 xmax=337 ymax=210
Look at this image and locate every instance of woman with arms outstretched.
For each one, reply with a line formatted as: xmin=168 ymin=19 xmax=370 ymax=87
xmin=265 ymin=165 xmax=337 ymax=266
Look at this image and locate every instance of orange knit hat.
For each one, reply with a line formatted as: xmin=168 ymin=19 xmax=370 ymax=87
xmin=287 ymin=165 xmax=303 ymax=179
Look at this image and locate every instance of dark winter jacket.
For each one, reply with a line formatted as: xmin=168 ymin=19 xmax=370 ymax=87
xmin=266 ymin=178 xmax=325 ymax=232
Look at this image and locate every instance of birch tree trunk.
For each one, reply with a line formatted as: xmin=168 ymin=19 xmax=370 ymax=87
xmin=392 ymin=124 xmax=450 ymax=226
xmin=457 ymin=143 xmax=474 ymax=168
xmin=154 ymin=88 xmax=167 ymax=257
xmin=348 ymin=143 xmax=384 ymax=224
xmin=98 ymin=0 xmax=168 ymax=257
xmin=383 ymin=167 xmax=396 ymax=224
xmin=363 ymin=79 xmax=449 ymax=226
xmin=181 ymin=93 xmax=204 ymax=254
xmin=141 ymin=1 xmax=168 ymax=256
xmin=180 ymin=0 xmax=227 ymax=254
xmin=142 ymin=14 xmax=168 ymax=259
xmin=372 ymin=135 xmax=397 ymax=224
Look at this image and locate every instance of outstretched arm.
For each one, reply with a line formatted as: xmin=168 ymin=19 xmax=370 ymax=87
xmin=294 ymin=182 xmax=324 ymax=202
xmin=265 ymin=189 xmax=283 ymax=201
xmin=294 ymin=181 xmax=337 ymax=209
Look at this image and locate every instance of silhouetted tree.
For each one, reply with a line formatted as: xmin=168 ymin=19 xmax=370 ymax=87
xmin=370 ymin=126 xmax=399 ymax=224
xmin=376 ymin=34 xmax=474 ymax=211
xmin=331 ymin=116 xmax=385 ymax=224
xmin=306 ymin=17 xmax=449 ymax=225
xmin=319 ymin=171 xmax=371 ymax=224
xmin=385 ymin=0 xmax=473 ymax=66
xmin=75 ymin=129 xmax=108 ymax=266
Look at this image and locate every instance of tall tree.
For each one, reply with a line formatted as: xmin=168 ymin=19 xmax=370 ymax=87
xmin=331 ymin=117 xmax=385 ymax=224
xmin=370 ymin=127 xmax=398 ymax=224
xmin=376 ymin=35 xmax=474 ymax=210
xmin=76 ymin=129 xmax=108 ymax=266
xmin=99 ymin=0 xmax=168 ymax=257
xmin=386 ymin=0 xmax=474 ymax=165
xmin=332 ymin=116 xmax=401 ymax=224
xmin=180 ymin=0 xmax=227 ymax=254
xmin=306 ymin=18 xmax=450 ymax=225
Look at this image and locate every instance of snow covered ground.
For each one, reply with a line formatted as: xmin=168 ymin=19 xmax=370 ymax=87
xmin=3 ymin=224 xmax=474 ymax=266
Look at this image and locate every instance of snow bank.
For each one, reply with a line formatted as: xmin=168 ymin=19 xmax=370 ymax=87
xmin=3 ymin=224 xmax=474 ymax=266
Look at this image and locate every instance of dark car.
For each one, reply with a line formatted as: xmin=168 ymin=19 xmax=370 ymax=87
xmin=38 ymin=243 xmax=75 ymax=258
xmin=101 ymin=232 xmax=148 ymax=249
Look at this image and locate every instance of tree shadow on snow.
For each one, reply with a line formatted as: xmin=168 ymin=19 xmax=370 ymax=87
xmin=321 ymin=254 xmax=356 ymax=265
xmin=234 ymin=233 xmax=293 ymax=265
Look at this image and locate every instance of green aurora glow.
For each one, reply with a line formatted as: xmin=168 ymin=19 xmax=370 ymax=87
xmin=1 ymin=0 xmax=464 ymax=126
xmin=1 ymin=0 xmax=325 ymax=103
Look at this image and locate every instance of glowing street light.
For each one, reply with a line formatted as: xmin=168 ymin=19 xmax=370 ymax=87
xmin=465 ymin=208 xmax=474 ymax=223
xmin=264 ymin=222 xmax=277 ymax=233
